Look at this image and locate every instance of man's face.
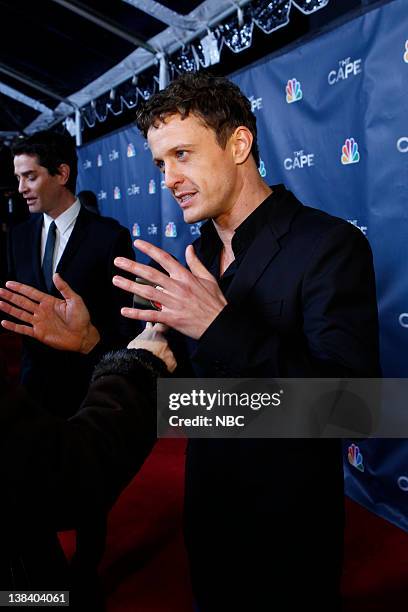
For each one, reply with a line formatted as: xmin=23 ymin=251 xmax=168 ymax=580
xmin=14 ymin=154 xmax=64 ymax=215
xmin=147 ymin=113 xmax=240 ymax=224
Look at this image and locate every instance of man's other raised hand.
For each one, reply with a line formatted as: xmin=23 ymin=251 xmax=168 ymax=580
xmin=0 ymin=274 xmax=100 ymax=354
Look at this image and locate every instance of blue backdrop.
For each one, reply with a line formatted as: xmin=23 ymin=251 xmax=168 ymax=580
xmin=77 ymin=0 xmax=408 ymax=531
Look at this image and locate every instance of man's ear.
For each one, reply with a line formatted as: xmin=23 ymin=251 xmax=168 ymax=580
xmin=231 ymin=126 xmax=253 ymax=165
xmin=56 ymin=163 xmax=71 ymax=186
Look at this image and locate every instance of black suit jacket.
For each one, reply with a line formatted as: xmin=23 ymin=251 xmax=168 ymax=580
xmin=7 ymin=206 xmax=137 ymax=417
xmin=182 ymin=185 xmax=381 ymax=610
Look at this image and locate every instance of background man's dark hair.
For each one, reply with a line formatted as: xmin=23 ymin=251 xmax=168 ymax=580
xmin=136 ymin=73 xmax=260 ymax=167
xmin=12 ymin=130 xmax=78 ymax=194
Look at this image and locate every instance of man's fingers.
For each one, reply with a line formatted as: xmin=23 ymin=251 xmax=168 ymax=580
xmin=114 ymin=257 xmax=174 ymax=291
xmin=53 ymin=274 xmax=77 ymax=301
xmin=113 ymin=274 xmax=149 ymax=296
xmin=185 ymin=245 xmax=216 ymax=281
xmin=121 ymin=306 xmax=163 ymax=324
xmin=113 ymin=275 xmax=177 ymax=309
xmin=4 ymin=281 xmax=46 ymax=303
xmin=0 ymin=289 xmax=36 ymax=314
xmin=1 ymin=319 xmax=34 ymax=338
xmin=0 ymin=301 xmax=33 ymax=324
xmin=134 ymin=239 xmax=186 ymax=278
xmin=113 ymin=256 xmax=137 ymax=275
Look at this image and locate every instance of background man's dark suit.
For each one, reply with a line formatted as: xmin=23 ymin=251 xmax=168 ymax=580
xmin=182 ymin=185 xmax=380 ymax=611
xmin=7 ymin=206 xmax=137 ymax=418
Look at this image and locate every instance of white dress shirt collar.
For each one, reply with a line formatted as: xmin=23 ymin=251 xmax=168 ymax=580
xmin=41 ymin=199 xmax=82 ymax=271
xmin=43 ymin=198 xmax=81 ymax=235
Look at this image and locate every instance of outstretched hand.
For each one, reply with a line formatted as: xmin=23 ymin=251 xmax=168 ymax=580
xmin=0 ymin=274 xmax=100 ymax=353
xmin=113 ymin=240 xmax=227 ymax=340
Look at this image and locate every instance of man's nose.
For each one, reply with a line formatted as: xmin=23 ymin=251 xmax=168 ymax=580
xmin=18 ymin=178 xmax=27 ymax=194
xmin=164 ymin=163 xmax=182 ymax=190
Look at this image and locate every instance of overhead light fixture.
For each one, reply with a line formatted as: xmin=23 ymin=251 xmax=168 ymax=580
xmin=251 ymin=0 xmax=291 ymax=35
xmin=79 ymin=0 xmax=332 ymax=130
xmin=170 ymin=45 xmax=198 ymax=74
xmin=219 ymin=6 xmax=254 ymax=53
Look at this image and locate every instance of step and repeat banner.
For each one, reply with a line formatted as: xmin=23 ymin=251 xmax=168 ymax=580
xmin=77 ymin=0 xmax=408 ymax=531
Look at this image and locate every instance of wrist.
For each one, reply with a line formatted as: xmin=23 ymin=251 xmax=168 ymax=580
xmin=197 ymin=303 xmax=226 ymax=340
xmin=79 ymin=324 xmax=100 ymax=354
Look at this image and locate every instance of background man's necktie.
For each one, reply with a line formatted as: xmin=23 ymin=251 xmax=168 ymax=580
xmin=42 ymin=221 xmax=57 ymax=292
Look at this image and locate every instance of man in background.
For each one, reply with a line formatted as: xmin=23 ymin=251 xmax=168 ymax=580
xmin=6 ymin=129 xmax=137 ymax=608
xmin=8 ymin=130 xmax=136 ymax=418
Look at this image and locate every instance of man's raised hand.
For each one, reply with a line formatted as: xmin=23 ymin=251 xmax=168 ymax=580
xmin=113 ymin=240 xmax=227 ymax=340
xmin=0 ymin=274 xmax=100 ymax=353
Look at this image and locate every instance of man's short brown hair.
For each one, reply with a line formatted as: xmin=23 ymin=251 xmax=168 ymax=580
xmin=136 ymin=73 xmax=260 ymax=167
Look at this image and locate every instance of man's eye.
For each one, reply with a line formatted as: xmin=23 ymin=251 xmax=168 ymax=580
xmin=176 ymin=150 xmax=186 ymax=160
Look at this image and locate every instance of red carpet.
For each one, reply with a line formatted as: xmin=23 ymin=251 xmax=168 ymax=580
xmin=342 ymin=495 xmax=408 ymax=611
xmin=59 ymin=438 xmax=408 ymax=611
xmin=59 ymin=439 xmax=194 ymax=611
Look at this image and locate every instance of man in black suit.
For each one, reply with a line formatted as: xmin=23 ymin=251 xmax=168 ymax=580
xmin=0 ymin=75 xmax=380 ymax=611
xmin=8 ymin=130 xmax=136 ymax=418
xmin=111 ymin=74 xmax=381 ymax=611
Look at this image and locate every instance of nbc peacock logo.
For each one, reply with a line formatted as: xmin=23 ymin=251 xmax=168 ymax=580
xmin=286 ymin=78 xmax=303 ymax=104
xmin=347 ymin=443 xmax=364 ymax=472
xmin=165 ymin=222 xmax=177 ymax=238
xmin=341 ymin=138 xmax=360 ymax=165
xmin=404 ymin=40 xmax=408 ymax=63
xmin=127 ymin=143 xmax=136 ymax=158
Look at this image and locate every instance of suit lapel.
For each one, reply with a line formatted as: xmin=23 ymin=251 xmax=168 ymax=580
xmin=224 ymin=187 xmax=302 ymax=304
xmin=225 ymin=224 xmax=280 ymax=304
xmin=56 ymin=207 xmax=89 ymax=279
